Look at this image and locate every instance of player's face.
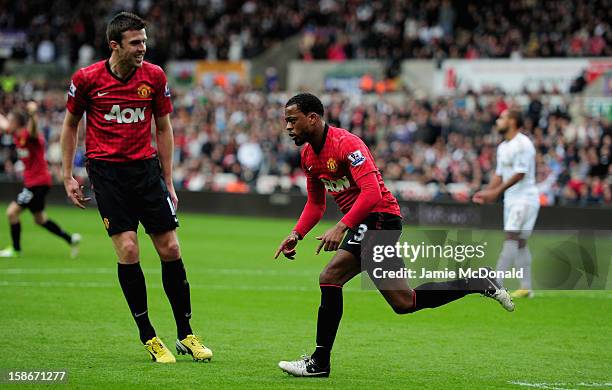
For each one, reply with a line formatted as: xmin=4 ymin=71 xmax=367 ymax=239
xmin=285 ymin=104 xmax=311 ymax=146
xmin=496 ymin=110 xmax=510 ymax=134
xmin=115 ymin=29 xmax=147 ymax=68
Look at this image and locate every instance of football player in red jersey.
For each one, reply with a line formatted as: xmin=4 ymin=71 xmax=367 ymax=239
xmin=275 ymin=93 xmax=514 ymax=377
xmin=0 ymin=101 xmax=80 ymax=259
xmin=60 ymin=12 xmax=211 ymax=363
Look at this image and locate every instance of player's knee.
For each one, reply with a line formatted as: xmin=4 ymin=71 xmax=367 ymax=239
xmin=120 ymin=240 xmax=139 ymax=260
xmin=33 ymin=215 xmax=45 ymax=225
xmin=156 ymin=238 xmax=180 ymax=261
xmin=319 ymin=268 xmax=341 ymax=285
xmin=163 ymin=241 xmax=181 ymax=259
xmin=6 ymin=207 xmax=17 ymax=220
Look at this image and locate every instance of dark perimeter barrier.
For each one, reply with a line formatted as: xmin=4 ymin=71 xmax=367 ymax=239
xmin=0 ymin=182 xmax=610 ymax=230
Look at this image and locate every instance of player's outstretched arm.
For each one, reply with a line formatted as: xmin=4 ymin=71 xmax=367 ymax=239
xmin=61 ymin=110 xmax=90 ymax=209
xmin=472 ymin=173 xmax=524 ymax=204
xmin=316 ymin=172 xmax=381 ymax=254
xmin=275 ymin=176 xmax=326 ymax=260
xmin=26 ymin=101 xmax=38 ymax=137
xmin=274 ymin=231 xmax=300 ymax=260
xmin=155 ymin=114 xmax=178 ymax=210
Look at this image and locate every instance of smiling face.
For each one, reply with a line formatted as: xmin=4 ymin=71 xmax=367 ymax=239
xmin=111 ymin=29 xmax=147 ymax=69
xmin=285 ymin=104 xmax=315 ymax=146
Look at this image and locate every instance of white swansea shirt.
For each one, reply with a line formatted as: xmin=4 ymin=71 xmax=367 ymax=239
xmin=495 ymin=132 xmax=539 ymax=205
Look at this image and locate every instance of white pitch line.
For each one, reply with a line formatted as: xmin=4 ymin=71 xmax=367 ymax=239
xmin=508 ymin=381 xmax=575 ymax=390
xmin=2 ymin=270 xmax=611 ymax=297
xmin=0 ymin=267 xmax=316 ymax=277
xmin=509 ymin=381 xmax=612 ymax=390
xmin=0 ymin=280 xmax=367 ymax=293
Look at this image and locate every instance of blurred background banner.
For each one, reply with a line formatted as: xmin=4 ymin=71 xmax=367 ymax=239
xmin=167 ymin=61 xmax=249 ymax=88
xmin=436 ymin=58 xmax=612 ymax=94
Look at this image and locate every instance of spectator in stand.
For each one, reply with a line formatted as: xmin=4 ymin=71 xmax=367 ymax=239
xmin=0 ymin=1 xmax=609 ymax=67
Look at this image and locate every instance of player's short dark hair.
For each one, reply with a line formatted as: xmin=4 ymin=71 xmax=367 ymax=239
xmin=106 ymin=11 xmax=146 ymax=45
xmin=507 ymin=107 xmax=523 ymax=128
xmin=285 ymin=93 xmax=324 ymax=117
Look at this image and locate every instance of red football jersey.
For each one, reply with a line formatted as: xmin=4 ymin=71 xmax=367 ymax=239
xmin=300 ymin=124 xmax=401 ymax=216
xmin=66 ymin=60 xmax=173 ymax=162
xmin=14 ymin=128 xmax=52 ymax=187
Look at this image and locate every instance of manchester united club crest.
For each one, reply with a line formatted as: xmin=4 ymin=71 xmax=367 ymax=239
xmin=136 ymin=84 xmax=152 ymax=98
xmin=327 ymin=158 xmax=337 ymax=172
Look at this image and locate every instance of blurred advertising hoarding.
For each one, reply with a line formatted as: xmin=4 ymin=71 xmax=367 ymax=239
xmin=166 ymin=60 xmax=249 ymax=89
xmin=436 ymin=58 xmax=612 ymax=94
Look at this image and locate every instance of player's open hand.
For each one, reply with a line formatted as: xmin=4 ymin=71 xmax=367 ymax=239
xmin=316 ymin=222 xmax=347 ymax=254
xmin=64 ymin=177 xmax=91 ymax=209
xmin=167 ymin=183 xmax=179 ymax=211
xmin=274 ymin=232 xmax=299 ymax=260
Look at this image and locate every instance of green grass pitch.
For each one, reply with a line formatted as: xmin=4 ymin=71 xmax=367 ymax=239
xmin=0 ymin=205 xmax=610 ymax=389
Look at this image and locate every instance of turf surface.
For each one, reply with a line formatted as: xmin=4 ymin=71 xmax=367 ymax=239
xmin=0 ymin=205 xmax=610 ymax=389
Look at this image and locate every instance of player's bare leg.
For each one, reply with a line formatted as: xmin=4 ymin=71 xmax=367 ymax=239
xmin=150 ymin=230 xmax=212 ymax=361
xmin=279 ymin=249 xmax=361 ymax=377
xmin=32 ymin=210 xmax=80 ymax=258
xmin=0 ymin=202 xmax=23 ymax=257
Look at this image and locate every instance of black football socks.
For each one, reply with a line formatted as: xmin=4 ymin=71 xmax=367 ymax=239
xmin=161 ymin=258 xmax=193 ymax=340
xmin=10 ymin=222 xmax=21 ymax=251
xmin=117 ymin=262 xmax=156 ymax=344
xmin=41 ymin=219 xmax=72 ymax=244
xmin=311 ymin=284 xmax=343 ymax=368
xmin=413 ymin=279 xmax=474 ymax=311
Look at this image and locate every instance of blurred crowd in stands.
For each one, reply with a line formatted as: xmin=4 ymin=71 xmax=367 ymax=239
xmin=1 ymin=81 xmax=610 ymax=206
xmin=0 ymin=0 xmax=609 ymax=67
xmin=0 ymin=0 xmax=610 ymax=206
xmin=299 ymin=0 xmax=612 ymax=65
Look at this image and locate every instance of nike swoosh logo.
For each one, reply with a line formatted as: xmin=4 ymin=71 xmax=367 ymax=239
xmin=346 ymin=240 xmax=360 ymax=245
xmin=97 ymin=91 xmax=109 ymax=96
xmin=134 ymin=310 xmax=148 ymax=318
xmin=307 ymin=166 xmax=313 ymax=171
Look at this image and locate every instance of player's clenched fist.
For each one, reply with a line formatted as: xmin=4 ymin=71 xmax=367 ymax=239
xmin=26 ymin=101 xmax=38 ymax=115
xmin=274 ymin=231 xmax=300 ymax=260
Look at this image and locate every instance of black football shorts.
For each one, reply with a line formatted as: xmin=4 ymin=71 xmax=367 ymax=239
xmin=86 ymin=157 xmax=179 ymax=236
xmin=339 ymin=212 xmax=402 ymax=258
xmin=16 ymin=185 xmax=50 ymax=213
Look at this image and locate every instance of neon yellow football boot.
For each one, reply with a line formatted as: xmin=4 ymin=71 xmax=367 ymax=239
xmin=145 ymin=337 xmax=176 ymax=363
xmin=511 ymin=289 xmax=534 ymax=298
xmin=0 ymin=246 xmax=20 ymax=258
xmin=176 ymin=335 xmax=213 ymax=362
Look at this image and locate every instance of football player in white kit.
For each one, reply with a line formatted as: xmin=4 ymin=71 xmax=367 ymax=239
xmin=473 ymin=108 xmax=540 ymax=298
